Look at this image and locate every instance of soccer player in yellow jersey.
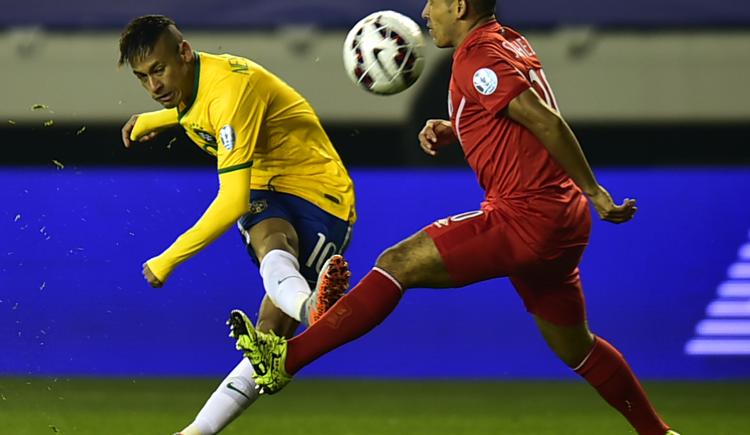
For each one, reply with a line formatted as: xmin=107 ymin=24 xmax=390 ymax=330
xmin=118 ymin=15 xmax=355 ymax=435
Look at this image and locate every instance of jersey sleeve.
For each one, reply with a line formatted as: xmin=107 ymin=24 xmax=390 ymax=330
xmin=209 ymin=78 xmax=267 ymax=174
xmin=145 ymin=167 xmax=251 ymax=282
xmin=130 ymin=108 xmax=179 ymax=141
xmin=455 ymin=42 xmax=530 ymax=115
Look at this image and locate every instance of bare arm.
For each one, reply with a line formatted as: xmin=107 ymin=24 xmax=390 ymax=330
xmin=507 ymin=88 xmax=636 ymax=223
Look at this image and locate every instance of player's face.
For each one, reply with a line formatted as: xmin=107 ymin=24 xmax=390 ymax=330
xmin=422 ymin=0 xmax=459 ymax=48
xmin=130 ymin=34 xmax=194 ymax=109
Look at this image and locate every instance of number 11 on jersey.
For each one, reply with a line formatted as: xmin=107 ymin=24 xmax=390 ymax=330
xmin=528 ymin=68 xmax=559 ymax=112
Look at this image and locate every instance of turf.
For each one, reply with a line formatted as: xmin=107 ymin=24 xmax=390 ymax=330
xmin=0 ymin=378 xmax=747 ymax=434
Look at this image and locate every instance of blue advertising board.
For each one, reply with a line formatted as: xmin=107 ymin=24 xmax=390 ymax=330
xmin=1 ymin=167 xmax=749 ymax=379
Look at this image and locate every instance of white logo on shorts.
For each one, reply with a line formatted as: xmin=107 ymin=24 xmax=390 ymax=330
xmin=433 ymin=210 xmax=484 ymax=228
xmin=473 ymin=68 xmax=498 ymax=95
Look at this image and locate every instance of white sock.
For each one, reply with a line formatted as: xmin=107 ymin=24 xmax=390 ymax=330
xmin=180 ymin=359 xmax=260 ymax=435
xmin=259 ymin=249 xmax=311 ymax=321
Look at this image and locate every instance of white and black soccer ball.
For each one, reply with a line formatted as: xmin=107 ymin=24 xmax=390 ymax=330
xmin=343 ymin=10 xmax=426 ymax=95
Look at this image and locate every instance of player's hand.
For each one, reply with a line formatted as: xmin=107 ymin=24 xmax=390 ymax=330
xmin=587 ymin=185 xmax=637 ymax=224
xmin=121 ymin=114 xmax=159 ymax=148
xmin=418 ymin=119 xmax=456 ymax=156
xmin=142 ymin=263 xmax=164 ymax=288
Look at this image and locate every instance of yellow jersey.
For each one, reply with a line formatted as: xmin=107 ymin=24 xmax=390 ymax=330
xmin=132 ymin=51 xmax=355 ymax=282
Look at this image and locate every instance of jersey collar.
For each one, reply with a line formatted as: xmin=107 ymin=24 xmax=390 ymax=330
xmin=178 ymin=51 xmax=201 ymax=121
xmin=454 ymin=20 xmax=501 ymax=58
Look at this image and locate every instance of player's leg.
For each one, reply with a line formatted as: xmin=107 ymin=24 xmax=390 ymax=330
xmin=513 ymin=264 xmax=672 ymax=435
xmin=286 ymin=197 xmax=353 ymax=326
xmin=281 ymin=229 xmax=452 ymax=374
xmin=241 ymin=191 xmax=353 ymax=325
xmin=177 ymin=209 xmax=301 ymax=434
xmin=256 ymin=294 xmax=299 ymax=336
xmin=537 ymin=318 xmax=672 ymax=435
xmin=246 ymin=216 xmax=310 ymax=324
xmin=228 ymin=227 xmax=451 ymax=393
xmin=176 ymin=359 xmax=259 ymax=435
xmin=179 ymin=193 xmax=343 ymax=434
xmin=230 ymin=209 xmax=513 ymax=393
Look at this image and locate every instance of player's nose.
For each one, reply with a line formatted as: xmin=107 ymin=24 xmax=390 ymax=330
xmin=421 ymin=3 xmax=429 ymax=20
xmin=147 ymin=76 xmax=163 ymax=93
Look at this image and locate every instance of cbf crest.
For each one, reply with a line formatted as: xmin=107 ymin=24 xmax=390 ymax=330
xmin=248 ymin=199 xmax=268 ymax=215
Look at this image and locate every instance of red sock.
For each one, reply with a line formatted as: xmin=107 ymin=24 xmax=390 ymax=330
xmin=285 ymin=268 xmax=402 ymax=374
xmin=575 ymin=337 xmax=670 ymax=435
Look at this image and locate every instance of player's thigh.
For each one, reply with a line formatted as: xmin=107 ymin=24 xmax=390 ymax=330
xmin=238 ymin=190 xmax=352 ymax=287
xmin=237 ymin=190 xmax=300 ymax=264
xmin=510 ymin=244 xmax=589 ymax=327
xmin=286 ymin=196 xmax=353 ymax=288
xmin=422 ymin=209 xmax=535 ymax=288
xmin=248 ymin=218 xmax=300 ymax=259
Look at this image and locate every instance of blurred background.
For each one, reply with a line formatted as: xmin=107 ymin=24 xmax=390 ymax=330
xmin=1 ymin=1 xmax=749 ymax=434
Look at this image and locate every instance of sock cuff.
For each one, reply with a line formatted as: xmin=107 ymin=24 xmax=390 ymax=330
xmin=259 ymin=249 xmax=300 ymax=276
xmin=574 ymin=336 xmax=624 ymax=387
xmin=371 ymin=267 xmax=404 ymax=292
xmin=573 ymin=335 xmax=600 ymax=372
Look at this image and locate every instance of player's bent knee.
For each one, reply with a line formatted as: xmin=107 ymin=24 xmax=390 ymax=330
xmin=536 ymin=319 xmax=595 ymax=367
xmin=375 ymin=245 xmax=413 ymax=283
xmin=555 ymin=346 xmax=587 ymax=368
xmin=375 ymin=245 xmax=405 ymax=272
xmin=375 ymin=231 xmax=452 ymax=289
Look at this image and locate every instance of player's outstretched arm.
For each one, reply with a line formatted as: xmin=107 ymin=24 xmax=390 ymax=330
xmin=144 ymin=167 xmax=251 ymax=286
xmin=506 ymin=89 xmax=636 ymax=223
xmin=418 ymin=119 xmax=456 ymax=156
xmin=121 ymin=108 xmax=179 ymax=148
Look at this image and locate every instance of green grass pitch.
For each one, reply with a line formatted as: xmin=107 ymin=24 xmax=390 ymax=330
xmin=1 ymin=378 xmax=748 ymax=434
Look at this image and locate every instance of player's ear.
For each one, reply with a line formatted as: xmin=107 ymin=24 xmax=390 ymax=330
xmin=455 ymin=0 xmax=469 ymax=19
xmin=179 ymin=40 xmax=193 ymax=62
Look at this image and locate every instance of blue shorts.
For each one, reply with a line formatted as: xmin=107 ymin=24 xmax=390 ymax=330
xmin=237 ymin=190 xmax=353 ymax=287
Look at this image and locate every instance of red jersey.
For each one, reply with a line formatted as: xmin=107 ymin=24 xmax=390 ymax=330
xmin=449 ymin=21 xmax=588 ymax=249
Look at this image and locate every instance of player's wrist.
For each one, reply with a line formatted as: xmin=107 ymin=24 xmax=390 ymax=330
xmin=580 ymin=182 xmax=601 ymax=198
xmin=146 ymin=256 xmax=172 ymax=283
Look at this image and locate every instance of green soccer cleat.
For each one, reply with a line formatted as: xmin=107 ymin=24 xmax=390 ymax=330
xmin=665 ymin=431 xmax=681 ymax=435
xmin=227 ymin=309 xmax=293 ymax=394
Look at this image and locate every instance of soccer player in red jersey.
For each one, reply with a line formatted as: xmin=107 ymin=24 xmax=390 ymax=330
xmin=229 ymin=2 xmax=678 ymax=434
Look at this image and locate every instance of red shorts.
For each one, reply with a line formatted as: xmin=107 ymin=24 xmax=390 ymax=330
xmin=423 ymin=203 xmax=591 ymax=326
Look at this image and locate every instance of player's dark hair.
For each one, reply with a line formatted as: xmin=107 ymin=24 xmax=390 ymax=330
xmin=450 ymin=0 xmax=497 ymax=17
xmin=118 ymin=15 xmax=182 ymax=67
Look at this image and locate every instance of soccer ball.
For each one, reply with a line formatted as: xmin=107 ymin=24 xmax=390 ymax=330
xmin=343 ymin=10 xmax=426 ymax=95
